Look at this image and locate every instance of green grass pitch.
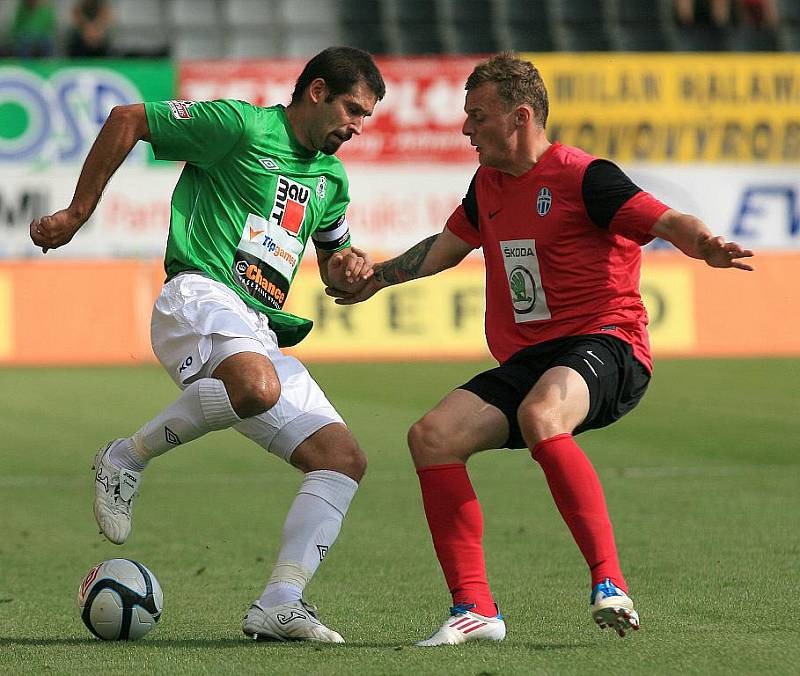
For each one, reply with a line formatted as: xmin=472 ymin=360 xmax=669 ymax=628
xmin=1 ymin=358 xmax=798 ymax=675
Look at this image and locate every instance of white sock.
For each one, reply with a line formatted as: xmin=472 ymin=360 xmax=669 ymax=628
xmin=128 ymin=378 xmax=241 ymax=465
xmin=259 ymin=470 xmax=358 ymax=608
xmin=108 ymin=438 xmax=146 ymax=472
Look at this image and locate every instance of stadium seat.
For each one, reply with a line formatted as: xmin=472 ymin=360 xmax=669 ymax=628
xmin=114 ymin=26 xmax=170 ymax=58
xmin=114 ymin=0 xmax=164 ymax=29
xmin=776 ymin=0 xmax=800 ymax=50
xmin=168 ymin=0 xmax=219 ymax=28
xmin=449 ymin=0 xmax=498 ymax=54
xmin=284 ymin=27 xmax=344 ymax=57
xmin=502 ymin=0 xmax=555 ymax=52
xmin=613 ymin=0 xmax=671 ymax=51
xmin=281 ymin=0 xmax=341 ymax=26
xmin=225 ymin=29 xmax=284 ymax=58
xmin=726 ymin=25 xmax=779 ymax=51
xmin=274 ymin=0 xmax=343 ymax=56
xmin=669 ymin=23 xmax=729 ymax=51
xmin=112 ymin=0 xmax=168 ymax=57
xmin=172 ymin=29 xmax=225 ymax=59
xmin=555 ymin=0 xmax=611 ymax=51
xmin=394 ymin=0 xmax=444 ymax=54
xmin=339 ymin=0 xmax=389 ymax=54
xmin=224 ymin=0 xmax=280 ymax=27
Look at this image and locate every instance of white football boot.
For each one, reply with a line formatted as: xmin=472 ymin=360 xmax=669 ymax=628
xmin=92 ymin=439 xmax=141 ymax=545
xmin=590 ymin=578 xmax=640 ymax=637
xmin=242 ymin=600 xmax=344 ymax=643
xmin=416 ymin=604 xmax=506 ymax=646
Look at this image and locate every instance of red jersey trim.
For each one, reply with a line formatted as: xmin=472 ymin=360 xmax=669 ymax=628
xmin=609 ymin=191 xmax=670 ymax=245
xmin=446 ymin=205 xmax=481 ymax=248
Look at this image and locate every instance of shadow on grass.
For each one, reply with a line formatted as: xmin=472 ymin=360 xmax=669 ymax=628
xmin=0 ymin=637 xmax=593 ymax=651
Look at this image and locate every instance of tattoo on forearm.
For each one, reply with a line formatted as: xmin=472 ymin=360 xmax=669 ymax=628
xmin=375 ymin=235 xmax=437 ymax=285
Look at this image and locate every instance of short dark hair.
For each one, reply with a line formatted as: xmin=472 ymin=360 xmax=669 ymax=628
xmin=290 ymin=46 xmax=386 ymax=104
xmin=465 ymin=52 xmax=549 ymax=128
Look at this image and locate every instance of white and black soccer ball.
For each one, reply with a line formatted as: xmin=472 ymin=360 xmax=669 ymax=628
xmin=78 ymin=559 xmax=163 ymax=640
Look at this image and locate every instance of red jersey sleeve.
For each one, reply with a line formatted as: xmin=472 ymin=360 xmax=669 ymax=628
xmin=445 ymin=204 xmax=481 ymax=248
xmin=609 ymin=191 xmax=670 ymax=245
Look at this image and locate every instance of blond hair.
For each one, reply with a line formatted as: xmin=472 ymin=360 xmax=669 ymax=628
xmin=465 ymin=52 xmax=549 ymax=128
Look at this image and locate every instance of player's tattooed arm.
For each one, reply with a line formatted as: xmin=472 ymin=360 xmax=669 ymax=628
xmin=374 ymin=235 xmax=437 ymax=285
xmin=325 ymin=227 xmax=472 ymax=305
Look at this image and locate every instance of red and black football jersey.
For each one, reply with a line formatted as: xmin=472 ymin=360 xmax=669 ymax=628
xmin=446 ymin=142 xmax=669 ymax=371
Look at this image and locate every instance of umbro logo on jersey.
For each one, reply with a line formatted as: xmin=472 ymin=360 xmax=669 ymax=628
xmin=537 ymin=186 xmax=552 ymax=216
xmin=259 ymin=157 xmax=280 ymax=171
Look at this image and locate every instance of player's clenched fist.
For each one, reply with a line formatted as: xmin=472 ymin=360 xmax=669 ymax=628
xmin=29 ymin=208 xmax=85 ymax=254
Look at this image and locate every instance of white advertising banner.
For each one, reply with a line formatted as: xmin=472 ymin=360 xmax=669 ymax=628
xmin=2 ymin=163 xmax=798 ymax=259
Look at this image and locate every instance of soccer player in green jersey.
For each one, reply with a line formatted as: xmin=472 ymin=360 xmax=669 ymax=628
xmin=29 ymin=47 xmax=385 ymax=643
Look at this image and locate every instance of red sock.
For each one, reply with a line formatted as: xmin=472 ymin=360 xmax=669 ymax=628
xmin=531 ymin=433 xmax=627 ymax=592
xmin=416 ymin=463 xmax=496 ymax=616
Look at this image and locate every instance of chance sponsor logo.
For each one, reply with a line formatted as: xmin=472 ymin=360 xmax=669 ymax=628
xmin=243 ymin=263 xmax=286 ymax=306
xmin=271 ymin=176 xmax=310 ymax=235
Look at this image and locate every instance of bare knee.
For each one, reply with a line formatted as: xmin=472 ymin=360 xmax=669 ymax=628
xmin=291 ymin=426 xmax=367 ymax=482
xmin=408 ymin=413 xmax=459 ymax=468
xmin=213 ymin=353 xmax=281 ymax=418
xmin=329 ymin=440 xmax=367 ymax=482
xmin=226 ymin=378 xmax=280 ymax=419
xmin=517 ymin=401 xmax=565 ymax=448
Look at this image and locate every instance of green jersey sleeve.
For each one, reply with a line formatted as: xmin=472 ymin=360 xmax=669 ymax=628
xmin=144 ymin=100 xmax=252 ymax=170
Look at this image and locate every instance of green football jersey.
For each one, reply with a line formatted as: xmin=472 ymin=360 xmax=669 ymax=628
xmin=144 ymin=99 xmax=352 ymax=347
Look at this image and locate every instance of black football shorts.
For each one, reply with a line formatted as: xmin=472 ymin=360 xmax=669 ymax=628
xmin=458 ymin=334 xmax=651 ymax=449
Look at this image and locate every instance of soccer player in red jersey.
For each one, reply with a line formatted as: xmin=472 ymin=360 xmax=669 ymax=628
xmin=329 ymin=53 xmax=754 ymax=645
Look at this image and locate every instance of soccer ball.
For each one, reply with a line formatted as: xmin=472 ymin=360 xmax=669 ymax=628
xmin=78 ymin=559 xmax=163 ymax=640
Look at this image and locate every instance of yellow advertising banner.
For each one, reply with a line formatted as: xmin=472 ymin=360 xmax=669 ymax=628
xmin=285 ymin=263 xmax=698 ymax=361
xmin=640 ymin=266 xmax=696 ymax=352
xmin=285 ymin=265 xmax=489 ymax=361
xmin=523 ymin=54 xmax=800 ymax=162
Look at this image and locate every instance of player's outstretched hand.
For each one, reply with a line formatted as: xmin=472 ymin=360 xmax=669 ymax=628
xmin=697 ymin=233 xmax=754 ymax=271
xmin=325 ymin=276 xmax=382 ymax=305
xmin=29 ymin=208 xmax=85 ymax=254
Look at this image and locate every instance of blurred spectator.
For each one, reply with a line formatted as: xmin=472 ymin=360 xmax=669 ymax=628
xmin=8 ymin=0 xmax=57 ymax=57
xmin=66 ymin=0 xmax=113 ymax=58
xmin=674 ymin=0 xmax=732 ymax=26
xmin=737 ymin=0 xmax=778 ymax=28
xmin=673 ymin=0 xmax=732 ymax=49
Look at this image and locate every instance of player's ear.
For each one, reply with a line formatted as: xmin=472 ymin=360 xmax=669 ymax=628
xmin=514 ymin=104 xmax=532 ymax=127
xmin=308 ymin=78 xmax=329 ymax=104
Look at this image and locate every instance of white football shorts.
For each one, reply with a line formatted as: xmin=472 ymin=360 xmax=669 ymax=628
xmin=150 ymin=272 xmax=344 ymax=462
